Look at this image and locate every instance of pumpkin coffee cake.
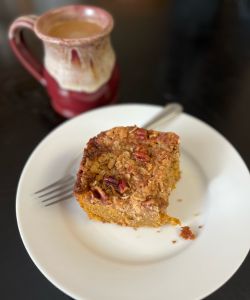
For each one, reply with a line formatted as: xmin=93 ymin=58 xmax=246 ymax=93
xmin=74 ymin=126 xmax=180 ymax=227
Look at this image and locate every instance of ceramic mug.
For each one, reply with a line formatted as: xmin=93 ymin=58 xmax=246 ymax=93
xmin=8 ymin=5 xmax=119 ymax=118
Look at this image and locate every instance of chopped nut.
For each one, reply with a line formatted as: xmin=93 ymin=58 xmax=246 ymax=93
xmin=149 ymin=132 xmax=158 ymax=139
xmin=180 ymin=226 xmax=196 ymax=240
xmin=135 ymin=128 xmax=148 ymax=140
xmin=124 ymin=173 xmax=131 ymax=180
xmin=134 ymin=148 xmax=150 ymax=162
xmin=92 ymin=186 xmax=107 ymax=202
xmin=104 ymin=176 xmax=119 ymax=187
xmin=90 ymin=162 xmax=100 ymax=173
xmin=98 ymin=155 xmax=107 ymax=163
xmin=123 ymin=151 xmax=130 ymax=158
xmin=118 ymin=179 xmax=128 ymax=194
xmin=147 ymin=163 xmax=153 ymax=171
xmin=104 ymin=176 xmax=128 ymax=194
xmin=108 ymin=159 xmax=115 ymax=169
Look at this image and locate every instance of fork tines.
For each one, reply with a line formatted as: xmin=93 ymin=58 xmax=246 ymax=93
xmin=35 ymin=175 xmax=75 ymax=206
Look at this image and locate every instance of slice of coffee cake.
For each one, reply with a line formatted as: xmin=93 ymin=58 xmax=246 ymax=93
xmin=74 ymin=126 xmax=180 ymax=227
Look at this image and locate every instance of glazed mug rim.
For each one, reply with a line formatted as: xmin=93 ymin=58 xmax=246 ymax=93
xmin=34 ymin=5 xmax=114 ymax=46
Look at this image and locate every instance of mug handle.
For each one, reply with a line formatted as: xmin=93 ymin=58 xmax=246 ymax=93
xmin=8 ymin=15 xmax=46 ymax=86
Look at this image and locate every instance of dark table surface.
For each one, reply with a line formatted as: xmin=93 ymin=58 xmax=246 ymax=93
xmin=1 ymin=0 xmax=250 ymax=299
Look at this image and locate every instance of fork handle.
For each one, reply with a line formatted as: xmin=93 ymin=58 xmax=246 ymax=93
xmin=143 ymin=103 xmax=183 ymax=129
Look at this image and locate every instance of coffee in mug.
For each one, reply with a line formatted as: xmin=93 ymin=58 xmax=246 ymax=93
xmin=8 ymin=5 xmax=119 ymax=118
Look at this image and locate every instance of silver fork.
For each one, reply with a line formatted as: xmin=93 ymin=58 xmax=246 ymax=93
xmin=34 ymin=102 xmax=183 ymax=206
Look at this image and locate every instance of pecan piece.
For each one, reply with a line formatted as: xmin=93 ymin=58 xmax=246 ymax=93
xmin=134 ymin=147 xmax=150 ymax=162
xmin=92 ymin=186 xmax=107 ymax=202
xmin=104 ymin=176 xmax=119 ymax=188
xmin=135 ymin=128 xmax=148 ymax=140
xmin=104 ymin=176 xmax=128 ymax=194
xmin=118 ymin=179 xmax=128 ymax=194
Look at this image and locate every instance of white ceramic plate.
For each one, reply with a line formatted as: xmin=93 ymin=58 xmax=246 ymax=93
xmin=16 ymin=104 xmax=250 ymax=300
